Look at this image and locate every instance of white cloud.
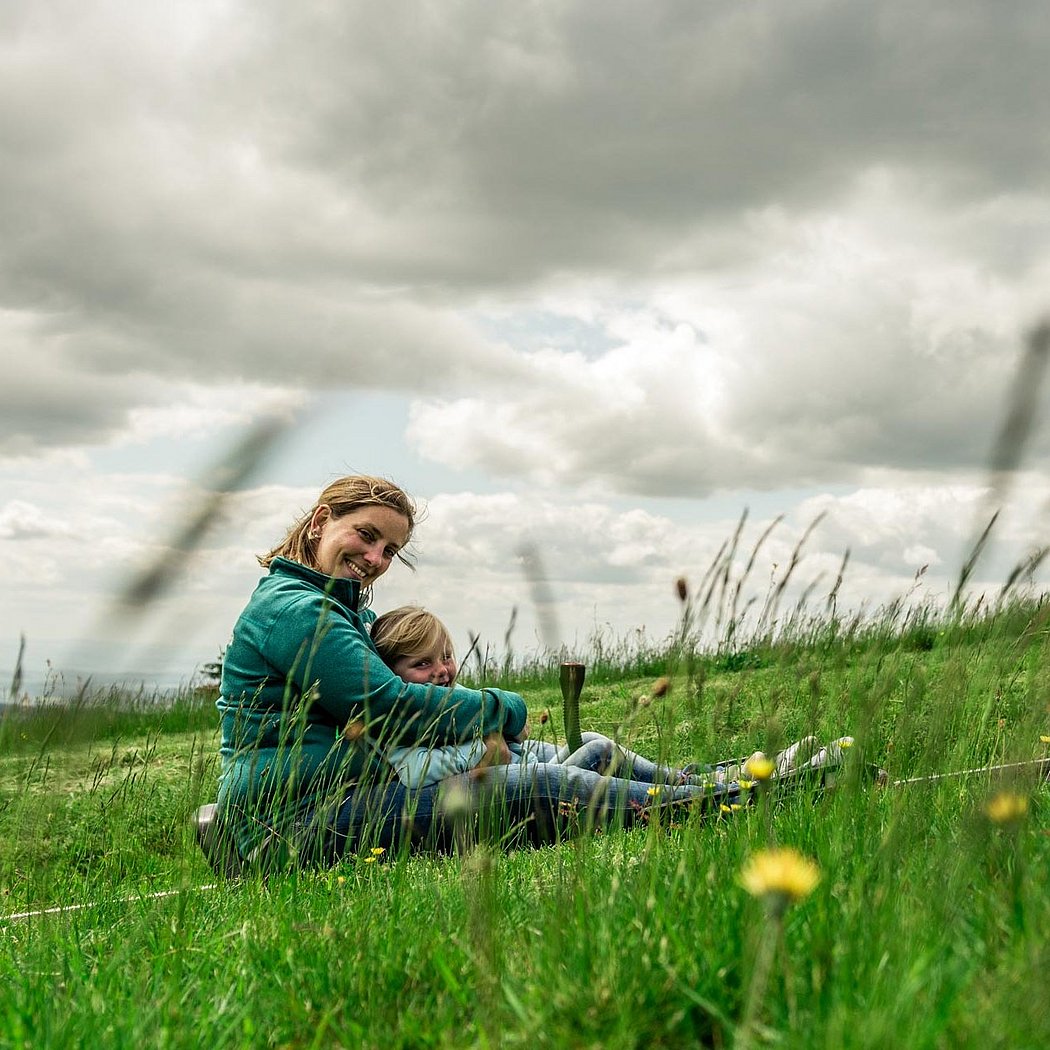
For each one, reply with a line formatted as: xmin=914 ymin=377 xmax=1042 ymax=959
xmin=407 ymin=172 xmax=1050 ymax=496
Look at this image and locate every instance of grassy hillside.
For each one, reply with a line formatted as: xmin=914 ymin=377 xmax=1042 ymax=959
xmin=0 ymin=600 xmax=1048 ymax=1048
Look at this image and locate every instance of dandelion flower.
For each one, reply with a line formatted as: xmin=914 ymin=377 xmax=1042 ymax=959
xmin=647 ymin=786 xmax=661 ymax=797
xmin=371 ymin=847 xmax=386 ymax=856
xmin=738 ymin=779 xmax=755 ymax=790
xmin=740 ymin=848 xmax=820 ymax=913
xmin=744 ymin=754 xmax=776 ymax=781
xmin=720 ymin=804 xmax=733 ymax=815
xmin=984 ymin=791 xmax=1028 ymax=826
xmin=363 ymin=856 xmax=378 ymax=864
xmin=1040 ymin=735 xmax=1050 ymax=745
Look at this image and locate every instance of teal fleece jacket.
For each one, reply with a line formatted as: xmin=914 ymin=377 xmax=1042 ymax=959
xmin=217 ymin=557 xmax=527 ymax=852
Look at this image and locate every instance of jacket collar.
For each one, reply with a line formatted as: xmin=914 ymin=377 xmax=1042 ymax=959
xmin=269 ymin=556 xmax=362 ymax=611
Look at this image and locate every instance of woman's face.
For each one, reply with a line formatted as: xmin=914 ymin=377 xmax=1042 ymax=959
xmin=310 ymin=504 xmax=410 ymax=585
xmin=391 ymin=645 xmax=457 ymax=687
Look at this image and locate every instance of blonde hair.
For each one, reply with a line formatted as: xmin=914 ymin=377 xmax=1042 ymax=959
xmin=260 ymin=474 xmax=418 ymax=572
xmin=371 ymin=606 xmax=455 ymax=668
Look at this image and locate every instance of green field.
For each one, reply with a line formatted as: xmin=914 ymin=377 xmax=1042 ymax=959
xmin=1 ymin=600 xmax=1048 ymax=1048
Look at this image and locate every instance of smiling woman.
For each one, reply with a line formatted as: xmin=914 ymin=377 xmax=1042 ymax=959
xmin=217 ymin=475 xmax=530 ymax=864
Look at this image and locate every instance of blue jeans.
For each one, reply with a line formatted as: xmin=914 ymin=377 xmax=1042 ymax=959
xmin=520 ymin=731 xmax=695 ymax=784
xmin=291 ymin=736 xmax=729 ymax=865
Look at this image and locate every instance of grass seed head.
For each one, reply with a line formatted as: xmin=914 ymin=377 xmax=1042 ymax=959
xmin=651 ymin=676 xmax=672 ymax=698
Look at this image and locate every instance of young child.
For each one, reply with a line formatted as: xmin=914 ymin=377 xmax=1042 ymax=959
xmin=369 ymin=606 xmax=707 ymax=790
xmin=368 ymin=606 xmax=854 ymax=790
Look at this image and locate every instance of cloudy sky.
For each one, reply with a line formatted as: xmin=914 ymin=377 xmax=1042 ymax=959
xmin=3 ymin=1 xmax=1050 ymax=693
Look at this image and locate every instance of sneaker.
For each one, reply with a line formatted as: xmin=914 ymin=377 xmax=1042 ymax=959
xmin=799 ymin=736 xmax=854 ymax=772
xmin=774 ymin=736 xmax=818 ymax=775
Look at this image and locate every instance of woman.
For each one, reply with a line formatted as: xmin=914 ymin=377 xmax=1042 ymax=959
xmin=216 ymin=475 xmax=721 ymax=868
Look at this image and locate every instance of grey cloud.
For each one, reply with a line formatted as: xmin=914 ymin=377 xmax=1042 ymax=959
xmin=3 ymin=0 xmax=1049 ymax=463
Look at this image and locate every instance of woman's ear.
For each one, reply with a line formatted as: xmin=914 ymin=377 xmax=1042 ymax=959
xmin=309 ymin=504 xmax=332 ymax=535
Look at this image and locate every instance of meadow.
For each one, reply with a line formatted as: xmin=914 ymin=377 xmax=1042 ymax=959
xmin=0 ymin=595 xmax=1048 ymax=1049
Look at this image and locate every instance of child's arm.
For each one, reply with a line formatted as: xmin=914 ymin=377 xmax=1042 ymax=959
xmin=387 ymin=740 xmax=488 ymax=788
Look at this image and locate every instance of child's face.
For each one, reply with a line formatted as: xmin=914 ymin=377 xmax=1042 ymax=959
xmin=392 ymin=643 xmax=457 ymax=687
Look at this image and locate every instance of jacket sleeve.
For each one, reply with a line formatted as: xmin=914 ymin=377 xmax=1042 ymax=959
xmin=387 ymin=741 xmax=485 ymax=788
xmin=266 ymin=593 xmax=528 ymax=745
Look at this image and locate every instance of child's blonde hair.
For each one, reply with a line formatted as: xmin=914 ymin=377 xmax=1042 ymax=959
xmin=371 ymin=606 xmax=455 ymax=667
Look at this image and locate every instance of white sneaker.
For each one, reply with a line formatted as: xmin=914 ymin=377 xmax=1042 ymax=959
xmin=774 ymin=736 xmax=818 ymax=775
xmin=800 ymin=737 xmax=854 ymax=772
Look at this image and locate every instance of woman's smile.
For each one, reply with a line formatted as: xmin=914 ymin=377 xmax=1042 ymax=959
xmin=311 ymin=504 xmax=411 ymax=583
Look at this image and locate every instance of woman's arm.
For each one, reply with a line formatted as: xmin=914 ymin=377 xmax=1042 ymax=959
xmin=266 ymin=592 xmax=528 ymax=745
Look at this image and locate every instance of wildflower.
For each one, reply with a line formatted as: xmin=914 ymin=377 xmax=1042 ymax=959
xmin=363 ymin=856 xmax=378 ymax=865
xmin=738 ymin=779 xmax=755 ymax=790
xmin=371 ymin=847 xmax=385 ymax=856
xmin=1040 ymin=735 xmax=1050 ymax=744
xmin=839 ymin=739 xmax=853 ymax=749
xmin=646 ymin=786 xmax=661 ymax=797
xmin=984 ymin=791 xmax=1029 ymax=826
xmin=720 ymin=804 xmax=733 ymax=815
xmin=676 ymin=577 xmax=689 ymax=602
xmin=336 ymin=875 xmax=346 ymax=885
xmin=744 ymin=754 xmax=776 ymax=781
xmin=740 ymin=848 xmax=821 ymax=914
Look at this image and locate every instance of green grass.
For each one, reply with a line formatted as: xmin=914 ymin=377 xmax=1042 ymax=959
xmin=1 ymin=599 xmax=1049 ymax=1048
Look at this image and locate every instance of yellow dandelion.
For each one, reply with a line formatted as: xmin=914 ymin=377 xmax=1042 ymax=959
xmin=720 ymin=804 xmax=733 ymax=814
xmin=738 ymin=779 xmax=755 ymax=790
xmin=731 ymin=803 xmax=742 ymax=811
xmin=740 ymin=848 xmax=821 ymax=910
xmin=984 ymin=791 xmax=1028 ymax=826
xmin=744 ymin=754 xmax=776 ymax=781
xmin=839 ymin=739 xmax=853 ymax=749
xmin=363 ymin=856 xmax=378 ymax=864
xmin=371 ymin=846 xmax=386 ymax=856
xmin=1040 ymin=735 xmax=1050 ymax=744
xmin=647 ymin=786 xmax=661 ymax=797
xmin=336 ymin=875 xmax=346 ymax=885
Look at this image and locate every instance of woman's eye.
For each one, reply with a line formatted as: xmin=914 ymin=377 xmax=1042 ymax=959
xmin=384 ymin=547 xmax=397 ymax=559
xmin=357 ymin=529 xmax=374 ymax=541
